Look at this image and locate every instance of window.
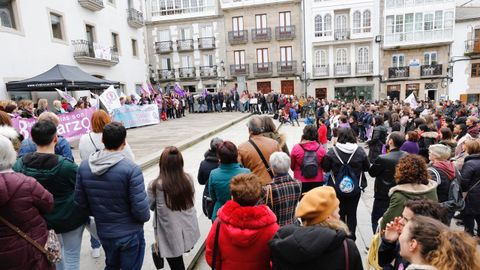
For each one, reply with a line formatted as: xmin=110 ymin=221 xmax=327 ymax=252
xmin=386 ymin=0 xmax=395 ymax=8
xmin=434 ymin=11 xmax=442 ymax=29
xmin=424 ymin=13 xmax=433 ymax=31
xmin=315 ymin=50 xmax=327 ymax=66
xmin=158 ymin=29 xmax=170 ymax=41
xmin=336 ymin=48 xmax=347 ymax=65
xmin=471 ymin=63 xmax=480 ymax=77
xmin=50 ymin=13 xmax=64 ymax=40
xmin=279 ymin=11 xmax=291 ymax=28
xmin=280 ymin=46 xmax=292 ymax=64
xmin=234 ymin=50 xmax=245 ymax=66
xmin=131 ymin=39 xmax=138 ymax=56
xmin=444 ymin=11 xmax=453 ymax=30
xmin=151 ymin=0 xmax=213 ymax=16
xmin=180 ymin=27 xmax=191 ymax=40
xmin=395 ymin=15 xmax=404 ymax=33
xmin=111 ymin=32 xmax=120 ymax=53
xmin=392 ymin=54 xmax=405 ymax=67
xmin=232 ymin=16 xmax=243 ymax=32
xmin=203 ymin=54 xmax=213 ymax=67
xmin=386 ymin=15 xmax=394 ymax=34
xmin=358 ymin=47 xmax=369 ymax=64
xmin=324 ymin=14 xmax=332 ymax=35
xmin=314 ymin=15 xmax=322 ymax=36
xmin=424 ymin=52 xmax=437 ymax=65
xmin=335 ymin=14 xmax=347 ymax=31
xmin=353 ymin=11 xmax=361 ymax=34
xmin=363 ymin=10 xmax=371 ymax=32
xmin=405 ymin=13 xmax=414 ymax=39
xmin=255 ymin=14 xmax=267 ymax=29
xmin=256 ymin=48 xmax=268 ymax=66
xmin=200 ymin=25 xmax=212 ymax=38
xmin=162 ymin=57 xmax=172 ymax=69
xmin=86 ymin=24 xmax=95 ymax=43
xmin=181 ymin=55 xmax=192 ymax=68
xmin=0 ymin=0 xmax=16 ymax=29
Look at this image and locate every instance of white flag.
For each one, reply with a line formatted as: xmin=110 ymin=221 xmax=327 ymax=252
xmin=404 ymin=93 xmax=418 ymax=109
xmin=99 ymin=85 xmax=121 ymax=112
xmin=55 ymin=88 xmax=77 ymax=107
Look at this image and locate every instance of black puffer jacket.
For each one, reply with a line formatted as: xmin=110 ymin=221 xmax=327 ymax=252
xmin=459 ymin=153 xmax=480 ymax=215
xmin=269 ymin=225 xmax=363 ymax=270
xmin=367 ymin=125 xmax=388 ymax=162
xmin=197 ymin=149 xmax=220 ymax=217
xmin=369 ymin=149 xmax=408 ymax=200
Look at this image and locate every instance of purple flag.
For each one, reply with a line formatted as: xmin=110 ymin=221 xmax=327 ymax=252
xmin=202 ymin=88 xmax=208 ymax=97
xmin=174 ymin=84 xmax=186 ymax=97
xmin=147 ymin=82 xmax=156 ymax=94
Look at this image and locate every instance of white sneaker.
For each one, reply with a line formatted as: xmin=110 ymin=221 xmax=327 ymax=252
xmin=91 ymin=248 xmax=101 ymax=258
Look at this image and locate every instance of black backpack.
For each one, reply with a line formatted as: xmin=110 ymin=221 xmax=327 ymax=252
xmin=300 ymin=144 xmax=320 ymax=178
xmin=331 ymin=147 xmax=361 ymax=197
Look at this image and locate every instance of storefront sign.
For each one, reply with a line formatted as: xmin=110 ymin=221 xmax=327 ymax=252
xmin=12 ymin=107 xmax=96 ymax=142
xmin=112 ymin=104 xmax=160 ymax=129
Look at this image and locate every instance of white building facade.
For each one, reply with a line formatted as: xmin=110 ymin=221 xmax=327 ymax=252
xmin=449 ymin=6 xmax=480 ymax=103
xmin=0 ymin=0 xmax=147 ymax=102
xmin=381 ymin=0 xmax=455 ymax=101
xmin=304 ymin=0 xmax=381 ymax=101
xmin=144 ymin=0 xmax=225 ymax=93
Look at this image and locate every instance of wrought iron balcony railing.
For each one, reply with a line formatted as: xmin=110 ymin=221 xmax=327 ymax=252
xmin=198 ymin=37 xmax=215 ymax=50
xmin=230 ymin=64 xmax=249 ymax=77
xmin=127 ymin=8 xmax=144 ymax=28
xmin=253 ymin=62 xmax=273 ymax=76
xmin=72 ymin=39 xmax=119 ymax=67
xmin=251 ymin=28 xmax=272 ymax=42
xmin=176 ymin=39 xmax=194 ymax=52
xmin=334 ymin=63 xmax=351 ymax=76
xmin=199 ymin=66 xmax=218 ymax=78
xmin=275 ymin=25 xmax=295 ymax=40
xmin=228 ymin=30 xmax=248 ymax=45
xmin=277 ymin=61 xmax=297 ymax=75
xmin=155 ymin=41 xmax=173 ymax=54
xmin=388 ymin=66 xmax=410 ymax=79
xmin=420 ymin=64 xmax=442 ymax=77
xmin=158 ymin=69 xmax=176 ymax=81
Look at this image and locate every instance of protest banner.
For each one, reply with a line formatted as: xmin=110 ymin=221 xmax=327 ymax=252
xmin=404 ymin=93 xmax=418 ymax=109
xmin=12 ymin=107 xmax=96 ymax=142
xmin=56 ymin=88 xmax=77 ymax=107
xmin=112 ymin=104 xmax=160 ymax=129
xmin=99 ymin=85 xmax=121 ymax=112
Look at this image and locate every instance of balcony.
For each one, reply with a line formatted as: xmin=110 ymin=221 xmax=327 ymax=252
xmin=334 ymin=63 xmax=351 ymax=76
xmin=72 ymin=40 xmax=119 ymax=67
xmin=253 ymin=62 xmax=273 ymax=77
xmin=198 ymin=37 xmax=215 ymax=50
xmin=78 ymin=0 xmax=104 ymax=11
xmin=230 ymin=64 xmax=249 ymax=77
xmin=251 ymin=28 xmax=271 ymax=43
xmin=313 ymin=65 xmax=329 ymax=77
xmin=176 ymin=39 xmax=194 ymax=52
xmin=127 ymin=8 xmax=144 ymax=28
xmin=421 ymin=64 xmax=443 ymax=77
xmin=199 ymin=66 xmax=218 ymax=78
xmin=158 ymin=69 xmax=176 ymax=81
xmin=228 ymin=30 xmax=248 ymax=45
xmin=277 ymin=61 xmax=297 ymax=75
xmin=178 ymin=67 xmax=196 ymax=79
xmin=356 ymin=62 xmax=373 ymax=75
xmin=275 ymin=26 xmax=295 ymax=41
xmin=465 ymin=39 xmax=480 ymax=55
xmin=155 ymin=41 xmax=173 ymax=54
xmin=388 ymin=66 xmax=410 ymax=79
xmin=334 ymin=29 xmax=350 ymax=40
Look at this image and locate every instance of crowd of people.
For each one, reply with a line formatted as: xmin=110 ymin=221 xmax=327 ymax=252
xmin=1 ymin=92 xmax=480 ymax=270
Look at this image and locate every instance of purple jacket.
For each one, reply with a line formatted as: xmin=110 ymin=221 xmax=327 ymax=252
xmin=400 ymin=141 xmax=420 ymax=155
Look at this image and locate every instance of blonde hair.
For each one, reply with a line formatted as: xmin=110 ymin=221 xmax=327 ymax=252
xmin=428 ymin=230 xmax=480 ymax=270
xmin=316 ymin=218 xmax=350 ymax=235
xmin=37 ymin=99 xmax=48 ymax=109
xmin=428 ymin=144 xmax=451 ymax=161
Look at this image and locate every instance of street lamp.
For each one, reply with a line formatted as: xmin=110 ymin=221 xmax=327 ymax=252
xmin=302 ymin=60 xmax=307 ymax=97
xmin=220 ymin=60 xmax=226 ymax=86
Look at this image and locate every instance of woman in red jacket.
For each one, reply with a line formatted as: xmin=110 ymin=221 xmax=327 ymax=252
xmin=317 ymin=118 xmax=328 ymax=149
xmin=206 ymin=173 xmax=279 ymax=270
xmin=0 ymin=135 xmax=54 ymax=270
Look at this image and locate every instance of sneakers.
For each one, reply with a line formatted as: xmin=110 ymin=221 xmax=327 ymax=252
xmin=91 ymin=248 xmax=101 ymax=258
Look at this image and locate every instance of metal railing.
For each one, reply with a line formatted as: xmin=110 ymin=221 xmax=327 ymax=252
xmin=334 ymin=63 xmax=351 ymax=76
xmin=176 ymin=39 xmax=194 ymax=51
xmin=420 ymin=64 xmax=442 ymax=77
xmin=275 ymin=25 xmax=295 ymax=40
xmin=313 ymin=65 xmax=329 ymax=77
xmin=228 ymin=30 xmax=248 ymax=45
xmin=155 ymin=41 xmax=173 ymax=54
xmin=72 ymin=39 xmax=119 ymax=63
xmin=199 ymin=66 xmax=218 ymax=78
xmin=277 ymin=61 xmax=297 ymax=74
xmin=198 ymin=37 xmax=215 ymax=49
xmin=78 ymin=0 xmax=104 ymax=11
xmin=127 ymin=8 xmax=144 ymax=27
xmin=334 ymin=29 xmax=350 ymax=40
xmin=253 ymin=62 xmax=273 ymax=76
xmin=158 ymin=69 xmax=176 ymax=81
xmin=251 ymin=28 xmax=271 ymax=42
xmin=388 ymin=66 xmax=410 ymax=78
xmin=356 ymin=62 xmax=373 ymax=75
xmin=178 ymin=67 xmax=196 ymax=79
xmin=230 ymin=64 xmax=249 ymax=76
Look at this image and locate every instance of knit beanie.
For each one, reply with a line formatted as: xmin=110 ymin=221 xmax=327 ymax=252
xmin=295 ymin=186 xmax=340 ymax=226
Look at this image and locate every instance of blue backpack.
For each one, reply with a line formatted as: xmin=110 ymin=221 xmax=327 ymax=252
xmin=331 ymin=147 xmax=361 ymax=197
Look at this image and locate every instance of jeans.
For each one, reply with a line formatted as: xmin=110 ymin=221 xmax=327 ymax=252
xmin=198 ymin=104 xmax=206 ymax=113
xmin=464 ymin=214 xmax=480 ymax=236
xmin=57 ymin=225 xmax=85 ymax=270
xmin=267 ymin=102 xmax=273 ymax=114
xmin=371 ymin=198 xmax=390 ymax=233
xmin=100 ymin=231 xmax=146 ymax=270
xmin=339 ymin=194 xmax=361 ymax=241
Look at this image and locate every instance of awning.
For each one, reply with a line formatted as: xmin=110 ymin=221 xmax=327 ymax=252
xmin=6 ymin=64 xmax=119 ymax=92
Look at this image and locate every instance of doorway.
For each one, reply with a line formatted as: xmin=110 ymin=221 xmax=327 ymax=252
xmin=257 ymin=82 xmax=271 ymax=94
xmin=315 ymin=88 xmax=327 ymax=99
xmin=281 ymin=80 xmax=294 ymax=95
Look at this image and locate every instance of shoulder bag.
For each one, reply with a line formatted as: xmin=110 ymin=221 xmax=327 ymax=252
xmin=212 ymin=220 xmax=222 ymax=270
xmin=249 ymin=139 xmax=274 ymax=180
xmin=264 ymin=184 xmax=274 ymax=208
xmin=0 ymin=215 xmax=61 ymax=265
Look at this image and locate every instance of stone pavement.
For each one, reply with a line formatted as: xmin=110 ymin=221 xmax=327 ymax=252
xmin=77 ymin=115 xmax=377 ymax=270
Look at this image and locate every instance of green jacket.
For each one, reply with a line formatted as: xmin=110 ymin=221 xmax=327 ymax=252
xmin=380 ymin=180 xmax=438 ymax=230
xmin=13 ymin=153 xmax=87 ymax=233
xmin=208 ymin=163 xmax=250 ymax=221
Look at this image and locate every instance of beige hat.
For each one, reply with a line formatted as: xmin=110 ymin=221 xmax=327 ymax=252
xmin=295 ymin=186 xmax=340 ymax=226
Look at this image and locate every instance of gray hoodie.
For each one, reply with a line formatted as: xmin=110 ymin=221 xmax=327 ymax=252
xmin=88 ymin=150 xmax=125 ymax=175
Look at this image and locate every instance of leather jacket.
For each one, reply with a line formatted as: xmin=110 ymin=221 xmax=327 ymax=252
xmin=368 ymin=149 xmax=408 ymax=200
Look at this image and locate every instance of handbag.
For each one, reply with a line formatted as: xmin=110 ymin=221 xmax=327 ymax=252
xmin=211 ymin=220 xmax=221 ymax=270
xmin=151 ymin=206 xmax=164 ymax=269
xmin=0 ymin=215 xmax=61 ymax=265
xmin=264 ymin=184 xmax=274 ymax=208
